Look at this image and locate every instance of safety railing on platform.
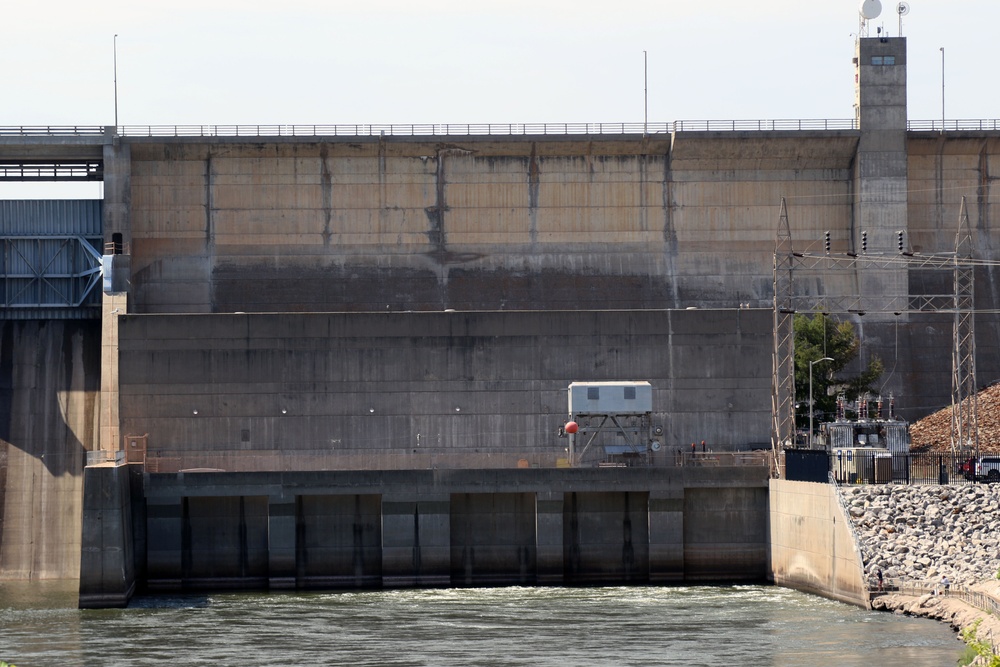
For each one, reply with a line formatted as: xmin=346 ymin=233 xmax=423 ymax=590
xmin=138 ymin=448 xmax=770 ymax=473
xmin=85 ymin=450 xmax=126 ymax=466
xmin=906 ymin=119 xmax=1000 ymax=131
xmin=830 ymin=473 xmax=870 ymax=584
xmin=0 ymin=126 xmax=107 ymax=136
xmin=4 ymin=119 xmax=1000 ymax=138
xmin=114 ymin=119 xmax=861 ymax=138
xmin=873 ymin=580 xmax=1000 ymax=617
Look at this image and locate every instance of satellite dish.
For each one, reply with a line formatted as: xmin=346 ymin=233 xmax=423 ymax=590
xmin=860 ymin=0 xmax=882 ymax=19
xmin=897 ymin=2 xmax=910 ymax=15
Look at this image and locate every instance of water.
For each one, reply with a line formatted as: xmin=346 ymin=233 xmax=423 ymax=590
xmin=0 ymin=582 xmax=962 ymax=667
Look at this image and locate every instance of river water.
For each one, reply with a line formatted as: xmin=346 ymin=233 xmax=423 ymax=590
xmin=0 ymin=582 xmax=961 ymax=667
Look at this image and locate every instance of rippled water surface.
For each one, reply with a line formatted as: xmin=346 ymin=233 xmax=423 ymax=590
xmin=0 ymin=582 xmax=962 ymax=667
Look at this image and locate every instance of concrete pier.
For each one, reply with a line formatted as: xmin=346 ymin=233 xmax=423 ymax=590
xmin=79 ymin=465 xmax=771 ymax=605
xmin=769 ymin=479 xmax=868 ymax=608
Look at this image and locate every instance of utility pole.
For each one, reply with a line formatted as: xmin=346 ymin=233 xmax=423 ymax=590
xmin=114 ymin=34 xmax=119 ymax=129
xmin=940 ymin=47 xmax=945 ymax=131
xmin=643 ymin=50 xmax=648 ymax=136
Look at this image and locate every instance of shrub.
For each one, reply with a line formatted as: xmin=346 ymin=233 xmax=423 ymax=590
xmin=960 ymin=619 xmax=1000 ymax=667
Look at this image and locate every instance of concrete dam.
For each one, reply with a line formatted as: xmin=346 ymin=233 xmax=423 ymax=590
xmin=0 ymin=36 xmax=998 ymax=604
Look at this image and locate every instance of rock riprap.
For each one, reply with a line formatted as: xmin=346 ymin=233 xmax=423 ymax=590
xmin=840 ymin=484 xmax=1000 ymax=587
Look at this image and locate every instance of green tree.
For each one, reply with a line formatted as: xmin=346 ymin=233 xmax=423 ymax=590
xmin=793 ymin=313 xmax=883 ymax=429
xmin=958 ymin=619 xmax=1000 ymax=667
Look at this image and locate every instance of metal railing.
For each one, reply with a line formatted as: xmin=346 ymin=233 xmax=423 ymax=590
xmin=874 ymin=580 xmax=1000 ymax=617
xmin=3 ymin=119 xmax=1000 ymax=139
xmin=115 ymin=119 xmax=861 ymax=138
xmin=907 ymin=119 xmax=1000 ymax=132
xmin=0 ymin=126 xmax=106 ymax=136
xmin=138 ymin=447 xmax=770 ymax=473
xmin=828 ymin=451 xmax=992 ymax=486
xmin=0 ymin=120 xmax=861 ymax=138
xmin=85 ymin=450 xmax=126 ymax=466
xmin=830 ymin=473 xmax=870 ymax=583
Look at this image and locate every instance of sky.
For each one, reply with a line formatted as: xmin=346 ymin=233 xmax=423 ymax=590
xmin=2 ymin=0 xmax=998 ymax=197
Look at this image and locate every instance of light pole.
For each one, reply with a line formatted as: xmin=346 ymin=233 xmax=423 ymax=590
xmin=643 ymin=50 xmax=648 ymax=136
xmin=114 ymin=34 xmax=119 ymax=129
xmin=809 ymin=357 xmax=834 ymax=449
xmin=940 ymin=47 xmax=945 ymax=131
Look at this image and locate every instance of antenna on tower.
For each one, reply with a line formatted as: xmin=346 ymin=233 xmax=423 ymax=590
xmin=859 ymin=0 xmax=882 ymax=37
xmin=896 ymin=2 xmax=910 ymax=36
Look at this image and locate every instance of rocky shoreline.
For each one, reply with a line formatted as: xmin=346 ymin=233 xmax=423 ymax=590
xmin=839 ymin=483 xmax=1000 ymax=653
xmin=871 ymin=587 xmax=1000 ymax=652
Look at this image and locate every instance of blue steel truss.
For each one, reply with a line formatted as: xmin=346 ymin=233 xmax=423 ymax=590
xmin=1 ymin=235 xmax=103 ymax=312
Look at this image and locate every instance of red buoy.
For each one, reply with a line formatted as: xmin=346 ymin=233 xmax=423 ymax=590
xmin=565 ymin=421 xmax=579 ymax=434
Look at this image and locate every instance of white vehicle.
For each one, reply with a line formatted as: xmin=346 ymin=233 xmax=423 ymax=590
xmin=974 ymin=456 xmax=1000 ymax=483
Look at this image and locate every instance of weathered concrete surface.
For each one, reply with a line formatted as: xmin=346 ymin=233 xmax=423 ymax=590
xmin=854 ymin=37 xmax=908 ymax=324
xmin=103 ymin=129 xmax=1000 ymax=424
xmin=119 ymin=466 xmax=770 ymax=600
xmin=451 ymin=492 xmax=535 ymax=586
xmin=78 ymin=463 xmax=136 ymax=608
xmin=769 ymin=479 xmax=868 ymax=608
xmin=116 ymin=309 xmax=773 ymax=461
xmin=0 ymin=320 xmax=101 ymax=579
xmin=122 ymin=134 xmax=859 ymax=315
xmin=685 ymin=486 xmax=769 ymax=581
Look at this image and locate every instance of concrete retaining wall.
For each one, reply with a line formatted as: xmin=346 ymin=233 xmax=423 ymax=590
xmin=769 ymin=479 xmax=868 ymax=607
xmin=123 ymin=134 xmax=858 ymax=315
xmin=0 ymin=320 xmax=101 ymax=580
xmin=78 ymin=465 xmax=771 ymax=604
xmin=78 ymin=463 xmax=137 ymax=608
xmin=114 ymin=132 xmax=1000 ymax=421
xmin=117 ymin=309 xmax=773 ymax=460
xmin=78 ymin=464 xmax=892 ymax=610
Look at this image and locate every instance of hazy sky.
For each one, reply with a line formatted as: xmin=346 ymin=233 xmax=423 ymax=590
xmin=1 ymin=0 xmax=995 ymax=198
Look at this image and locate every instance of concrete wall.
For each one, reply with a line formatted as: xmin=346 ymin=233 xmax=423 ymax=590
xmin=769 ymin=479 xmax=868 ymax=607
xmin=0 ymin=320 xmax=101 ymax=579
xmin=82 ymin=462 xmax=898 ymax=609
xmin=123 ymin=134 xmax=859 ymax=314
xmin=78 ymin=463 xmax=136 ymax=607
xmin=116 ymin=309 xmax=772 ymax=464
xmin=112 ymin=466 xmax=767 ymax=600
xmin=110 ymin=130 xmax=1000 ymax=424
xmin=907 ymin=135 xmax=1000 ymax=395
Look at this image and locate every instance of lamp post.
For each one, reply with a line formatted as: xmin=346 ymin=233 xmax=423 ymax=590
xmin=114 ymin=34 xmax=119 ymax=129
xmin=809 ymin=357 xmax=834 ymax=449
xmin=940 ymin=47 xmax=945 ymax=131
xmin=643 ymin=50 xmax=648 ymax=136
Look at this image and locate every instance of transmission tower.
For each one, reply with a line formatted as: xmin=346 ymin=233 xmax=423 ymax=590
xmin=770 ymin=199 xmax=796 ymax=472
xmin=771 ymin=196 xmax=980 ymax=466
xmin=951 ymin=198 xmax=978 ymax=460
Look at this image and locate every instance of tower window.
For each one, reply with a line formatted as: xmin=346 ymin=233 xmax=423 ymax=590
xmin=870 ymin=55 xmax=895 ymax=65
xmin=624 ymin=386 xmax=636 ymax=400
